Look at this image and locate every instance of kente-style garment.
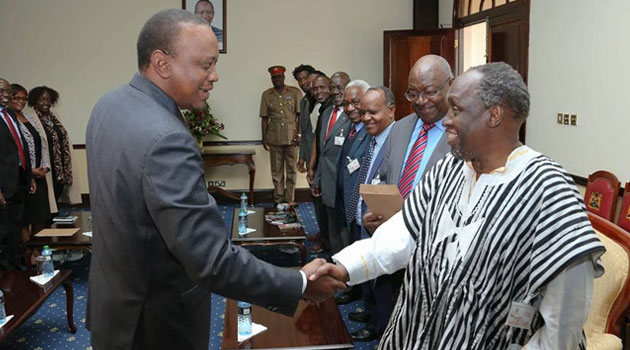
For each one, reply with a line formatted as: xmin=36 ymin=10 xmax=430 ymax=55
xmin=379 ymin=146 xmax=604 ymax=350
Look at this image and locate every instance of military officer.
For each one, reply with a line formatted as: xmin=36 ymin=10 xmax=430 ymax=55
xmin=260 ymin=65 xmax=303 ymax=204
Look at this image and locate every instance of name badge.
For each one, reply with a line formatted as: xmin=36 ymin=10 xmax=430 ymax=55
xmin=347 ymin=159 xmax=360 ymax=174
xmin=334 ymin=136 xmax=345 ymax=146
xmin=505 ymin=301 xmax=536 ymax=329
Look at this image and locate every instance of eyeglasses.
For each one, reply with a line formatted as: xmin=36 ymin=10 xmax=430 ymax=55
xmin=405 ymin=77 xmax=451 ymax=102
xmin=341 ymin=100 xmax=360 ymax=109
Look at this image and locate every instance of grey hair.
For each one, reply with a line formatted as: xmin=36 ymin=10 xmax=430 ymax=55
xmin=137 ymin=9 xmax=208 ymax=70
xmin=470 ymin=62 xmax=530 ymax=119
xmin=345 ymin=80 xmax=370 ymax=94
xmin=367 ymin=85 xmax=395 ymax=107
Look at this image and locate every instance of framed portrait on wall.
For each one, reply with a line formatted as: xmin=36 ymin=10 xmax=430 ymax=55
xmin=182 ymin=0 xmax=226 ymax=53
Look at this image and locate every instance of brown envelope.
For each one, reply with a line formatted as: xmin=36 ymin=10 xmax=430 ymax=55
xmin=359 ymin=184 xmax=403 ymax=220
xmin=35 ymin=228 xmax=80 ymax=237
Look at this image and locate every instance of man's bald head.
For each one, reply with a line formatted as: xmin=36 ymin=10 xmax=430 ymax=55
xmin=406 ymin=54 xmax=454 ymax=123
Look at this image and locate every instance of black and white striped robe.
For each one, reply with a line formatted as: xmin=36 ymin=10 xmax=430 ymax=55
xmin=379 ymin=148 xmax=605 ymax=350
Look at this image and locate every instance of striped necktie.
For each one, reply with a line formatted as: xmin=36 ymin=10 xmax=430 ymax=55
xmin=398 ymin=122 xmax=434 ymax=199
xmin=347 ymin=138 xmax=377 ymax=223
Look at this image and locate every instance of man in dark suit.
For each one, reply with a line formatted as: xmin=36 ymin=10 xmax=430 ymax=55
xmin=0 ymin=78 xmax=34 ymax=269
xmin=312 ymin=72 xmax=351 ymax=255
xmin=344 ymin=86 xmax=396 ymax=341
xmin=85 ymin=10 xmax=343 ymax=350
xmin=293 ymin=64 xmax=316 ymax=174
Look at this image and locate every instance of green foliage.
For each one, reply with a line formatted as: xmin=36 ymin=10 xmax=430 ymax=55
xmin=182 ymin=102 xmax=227 ymax=139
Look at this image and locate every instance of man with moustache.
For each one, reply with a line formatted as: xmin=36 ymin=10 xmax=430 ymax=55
xmin=260 ymin=65 xmax=302 ymax=204
xmin=293 ymin=64 xmax=316 ymax=174
xmin=307 ymin=73 xmax=334 ymax=253
xmin=333 ymin=79 xmax=371 ymax=306
xmin=312 ymin=72 xmax=351 ymax=255
xmin=309 ymin=63 xmax=603 ymax=350
xmin=363 ymin=54 xmax=453 ymax=233
xmin=0 ymin=78 xmax=34 ymax=269
xmin=344 ymin=86 xmax=396 ymax=341
xmin=86 ymin=10 xmax=343 ymax=350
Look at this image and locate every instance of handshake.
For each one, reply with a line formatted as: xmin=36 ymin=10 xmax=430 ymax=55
xmin=300 ymin=258 xmax=350 ymax=303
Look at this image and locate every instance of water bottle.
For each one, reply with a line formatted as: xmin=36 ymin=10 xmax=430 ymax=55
xmin=237 ymin=301 xmax=252 ymax=337
xmin=41 ymin=245 xmax=54 ymax=276
xmin=0 ymin=289 xmax=6 ymax=323
xmin=240 ymin=193 xmax=248 ymax=212
xmin=238 ymin=209 xmax=248 ymax=234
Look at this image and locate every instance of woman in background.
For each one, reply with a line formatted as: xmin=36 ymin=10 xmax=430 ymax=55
xmin=10 ymin=84 xmax=56 ymax=239
xmin=28 ymin=86 xmax=79 ymax=206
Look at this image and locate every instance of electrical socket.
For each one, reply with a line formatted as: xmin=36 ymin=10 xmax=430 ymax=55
xmin=208 ymin=180 xmax=226 ymax=187
xmin=570 ymin=114 xmax=577 ymax=126
xmin=563 ymin=114 xmax=569 ymax=125
xmin=557 ymin=113 xmax=563 ymax=124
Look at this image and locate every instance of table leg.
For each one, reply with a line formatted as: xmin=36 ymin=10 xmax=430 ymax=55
xmin=62 ymin=281 xmax=77 ymax=333
xmin=248 ymin=162 xmax=256 ymax=205
xmin=296 ymin=241 xmax=307 ymax=266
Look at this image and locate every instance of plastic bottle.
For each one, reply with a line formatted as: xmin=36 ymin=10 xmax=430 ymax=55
xmin=240 ymin=193 xmax=248 ymax=212
xmin=237 ymin=301 xmax=252 ymax=337
xmin=41 ymin=245 xmax=54 ymax=276
xmin=0 ymin=289 xmax=6 ymax=323
xmin=238 ymin=209 xmax=248 ymax=234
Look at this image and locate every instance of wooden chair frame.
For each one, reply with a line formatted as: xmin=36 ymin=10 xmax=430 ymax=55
xmin=588 ymin=212 xmax=630 ymax=344
xmin=586 ymin=170 xmax=621 ymax=221
xmin=616 ymin=182 xmax=630 ymax=232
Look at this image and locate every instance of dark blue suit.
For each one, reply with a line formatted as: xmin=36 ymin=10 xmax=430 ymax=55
xmin=335 ymin=126 xmax=371 ymax=238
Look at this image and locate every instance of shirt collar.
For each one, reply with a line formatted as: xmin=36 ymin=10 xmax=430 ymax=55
xmin=415 ymin=113 xmax=446 ymax=131
xmin=465 ymin=145 xmax=531 ymax=174
xmin=354 ymin=122 xmax=364 ymax=131
xmin=374 ymin=121 xmax=395 ymax=146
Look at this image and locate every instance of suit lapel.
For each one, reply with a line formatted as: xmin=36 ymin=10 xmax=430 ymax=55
xmin=348 ymin=128 xmax=368 ymax=158
xmin=391 ymin=114 xmax=418 ymax=184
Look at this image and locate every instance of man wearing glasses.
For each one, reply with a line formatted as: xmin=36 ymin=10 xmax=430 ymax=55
xmin=351 ymin=55 xmax=453 ymax=340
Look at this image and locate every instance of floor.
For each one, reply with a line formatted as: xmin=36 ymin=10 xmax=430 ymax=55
xmin=0 ymin=202 xmax=378 ymax=350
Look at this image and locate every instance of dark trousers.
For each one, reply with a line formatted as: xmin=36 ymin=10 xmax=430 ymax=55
xmin=313 ymin=196 xmax=329 ymax=252
xmin=325 ymin=205 xmax=344 ymax=254
xmin=0 ymin=189 xmax=26 ymax=268
xmin=361 ymin=271 xmax=404 ymax=337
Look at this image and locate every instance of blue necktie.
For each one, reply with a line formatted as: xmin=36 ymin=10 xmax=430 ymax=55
xmin=347 ymin=139 xmax=377 ymax=224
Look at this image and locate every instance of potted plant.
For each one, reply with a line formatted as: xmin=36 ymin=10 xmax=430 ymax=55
xmin=181 ymin=102 xmax=227 ymax=152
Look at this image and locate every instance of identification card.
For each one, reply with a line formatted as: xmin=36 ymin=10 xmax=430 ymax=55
xmin=347 ymin=159 xmax=360 ymax=174
xmin=334 ymin=136 xmax=345 ymax=146
xmin=505 ymin=301 xmax=536 ymax=329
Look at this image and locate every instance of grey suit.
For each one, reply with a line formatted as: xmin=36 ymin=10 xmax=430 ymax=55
xmin=314 ymin=105 xmax=351 ymax=254
xmin=381 ymin=112 xmax=450 ymax=186
xmin=86 ymin=74 xmax=302 ymax=350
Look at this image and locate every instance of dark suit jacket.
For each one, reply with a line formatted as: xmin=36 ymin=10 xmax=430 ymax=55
xmin=335 ymin=126 xmax=371 ymax=229
xmin=86 ymin=74 xmax=303 ymax=350
xmin=381 ymin=112 xmax=450 ymax=186
xmin=298 ymin=95 xmax=314 ymax=163
xmin=314 ymin=105 xmax=351 ymax=207
xmin=0 ymin=107 xmax=31 ymax=199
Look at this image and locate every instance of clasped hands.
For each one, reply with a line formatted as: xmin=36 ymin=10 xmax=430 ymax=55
xmin=300 ymin=258 xmax=350 ymax=303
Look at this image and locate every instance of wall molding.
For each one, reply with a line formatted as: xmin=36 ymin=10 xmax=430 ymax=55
xmin=73 ymin=140 xmax=263 ymax=150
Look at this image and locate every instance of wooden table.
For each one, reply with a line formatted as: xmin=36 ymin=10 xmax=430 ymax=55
xmin=25 ymin=211 xmax=92 ymax=266
xmin=222 ymin=298 xmax=353 ymax=349
xmin=202 ymin=149 xmax=255 ymax=205
xmin=0 ymin=270 xmax=76 ymax=343
xmin=231 ymin=208 xmax=307 ymax=265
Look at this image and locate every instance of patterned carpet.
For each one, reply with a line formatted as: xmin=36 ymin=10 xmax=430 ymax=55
xmin=0 ymin=202 xmax=377 ymax=350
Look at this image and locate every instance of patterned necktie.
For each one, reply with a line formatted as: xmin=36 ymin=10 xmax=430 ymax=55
xmin=398 ymin=122 xmax=435 ymax=199
xmin=325 ymin=107 xmax=338 ymax=140
xmin=348 ymin=127 xmax=357 ymax=140
xmin=2 ymin=109 xmax=27 ymax=170
xmin=347 ymin=138 xmax=377 ymax=223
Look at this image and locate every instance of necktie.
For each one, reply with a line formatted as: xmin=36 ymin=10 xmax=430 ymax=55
xmin=325 ymin=107 xmax=338 ymax=140
xmin=398 ymin=122 xmax=435 ymax=199
xmin=348 ymin=127 xmax=357 ymax=140
xmin=347 ymin=138 xmax=377 ymax=223
xmin=2 ymin=109 xmax=27 ymax=170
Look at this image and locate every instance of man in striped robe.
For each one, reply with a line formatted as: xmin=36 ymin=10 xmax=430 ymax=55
xmin=309 ymin=62 xmax=605 ymax=349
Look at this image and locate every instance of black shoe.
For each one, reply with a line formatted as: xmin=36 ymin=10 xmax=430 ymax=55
xmin=348 ymin=310 xmax=370 ymax=323
xmin=335 ymin=291 xmax=360 ymax=305
xmin=350 ymin=327 xmax=376 ymax=341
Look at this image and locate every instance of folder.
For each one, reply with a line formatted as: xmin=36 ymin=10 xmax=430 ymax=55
xmin=359 ymin=184 xmax=403 ymax=221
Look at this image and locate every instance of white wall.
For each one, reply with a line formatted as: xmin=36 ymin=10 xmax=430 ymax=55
xmin=527 ymin=0 xmax=630 ymax=183
xmin=0 ymin=0 xmax=413 ymax=192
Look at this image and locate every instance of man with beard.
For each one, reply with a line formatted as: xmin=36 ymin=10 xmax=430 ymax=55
xmin=293 ymin=64 xmax=316 ymax=174
xmin=309 ymin=62 xmax=604 ymax=350
xmin=312 ymin=72 xmax=351 ymax=255
xmin=260 ymin=65 xmax=302 ymax=204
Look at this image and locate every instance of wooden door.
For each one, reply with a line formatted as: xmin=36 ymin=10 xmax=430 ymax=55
xmin=384 ymin=29 xmax=455 ymax=120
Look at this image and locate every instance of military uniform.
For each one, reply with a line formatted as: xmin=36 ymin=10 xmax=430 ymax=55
xmin=260 ymin=66 xmax=302 ymax=203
